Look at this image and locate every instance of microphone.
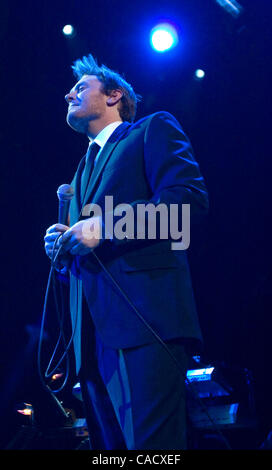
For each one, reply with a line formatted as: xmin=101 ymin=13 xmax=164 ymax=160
xmin=57 ymin=184 xmax=74 ymax=225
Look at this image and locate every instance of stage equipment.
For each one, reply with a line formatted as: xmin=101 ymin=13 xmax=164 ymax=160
xmin=186 ymin=357 xmax=258 ymax=448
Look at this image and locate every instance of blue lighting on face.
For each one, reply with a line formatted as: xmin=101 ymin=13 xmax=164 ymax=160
xmin=150 ymin=23 xmax=179 ymax=53
xmin=62 ymin=24 xmax=74 ymax=36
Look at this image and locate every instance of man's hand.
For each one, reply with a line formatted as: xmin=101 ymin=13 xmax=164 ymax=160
xmin=59 ymin=217 xmax=102 ymax=256
xmin=44 ymin=223 xmax=71 ymax=267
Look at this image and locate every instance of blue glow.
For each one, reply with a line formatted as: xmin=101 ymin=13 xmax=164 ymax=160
xmin=195 ymin=69 xmax=205 ymax=79
xmin=150 ymin=23 xmax=178 ymax=53
xmin=186 ymin=367 xmax=214 ymax=382
xmin=229 ymin=403 xmax=239 ymax=415
xmin=62 ymin=24 xmax=74 ymax=36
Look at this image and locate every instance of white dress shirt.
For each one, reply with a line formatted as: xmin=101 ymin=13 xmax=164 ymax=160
xmin=88 ymin=121 xmax=123 ymax=164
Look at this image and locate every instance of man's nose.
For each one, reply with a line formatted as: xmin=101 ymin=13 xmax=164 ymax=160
xmin=65 ymin=91 xmax=75 ymax=103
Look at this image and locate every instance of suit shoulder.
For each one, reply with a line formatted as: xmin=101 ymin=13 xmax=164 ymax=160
xmin=129 ymin=111 xmax=181 ymax=136
xmin=124 ymin=112 xmax=184 ymax=144
xmin=134 ymin=111 xmax=178 ymax=126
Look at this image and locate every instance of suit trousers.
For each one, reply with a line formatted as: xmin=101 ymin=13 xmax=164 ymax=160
xmin=79 ymin=305 xmax=189 ymax=450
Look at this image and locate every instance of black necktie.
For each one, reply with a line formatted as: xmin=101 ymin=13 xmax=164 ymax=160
xmin=80 ymin=142 xmax=100 ymax=203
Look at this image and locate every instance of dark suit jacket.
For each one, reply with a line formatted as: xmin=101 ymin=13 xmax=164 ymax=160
xmin=68 ymin=111 xmax=209 ymax=373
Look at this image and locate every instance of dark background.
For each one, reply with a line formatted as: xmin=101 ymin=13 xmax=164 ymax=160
xmin=0 ymin=0 xmax=271 ymax=449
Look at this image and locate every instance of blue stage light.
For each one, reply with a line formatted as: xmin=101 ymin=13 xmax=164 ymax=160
xmin=150 ymin=23 xmax=178 ymax=53
xmin=186 ymin=367 xmax=215 ymax=382
xmin=62 ymin=24 xmax=74 ymax=36
xmin=195 ymin=69 xmax=205 ymax=79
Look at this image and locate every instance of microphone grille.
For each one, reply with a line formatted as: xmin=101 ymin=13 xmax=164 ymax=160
xmin=57 ymin=184 xmax=74 ymax=201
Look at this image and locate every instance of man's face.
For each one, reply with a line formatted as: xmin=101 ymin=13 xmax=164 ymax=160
xmin=65 ymin=75 xmax=108 ymax=134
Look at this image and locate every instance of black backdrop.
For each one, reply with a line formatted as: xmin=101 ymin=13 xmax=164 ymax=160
xmin=0 ymin=0 xmax=271 ymax=449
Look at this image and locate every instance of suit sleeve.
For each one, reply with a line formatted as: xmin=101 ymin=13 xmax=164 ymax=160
xmin=106 ymin=111 xmax=208 ymax=247
xmin=144 ymin=111 xmax=208 ymax=213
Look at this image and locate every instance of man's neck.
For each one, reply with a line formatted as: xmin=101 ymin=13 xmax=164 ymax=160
xmin=86 ymin=116 xmax=122 ymax=139
xmin=89 ymin=121 xmax=123 ymax=150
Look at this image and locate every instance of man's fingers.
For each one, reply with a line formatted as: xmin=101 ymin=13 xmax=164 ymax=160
xmin=45 ymin=219 xmax=99 ymax=257
xmin=44 ymin=231 xmax=67 ymax=258
xmin=46 ymin=223 xmax=69 ymax=235
xmin=44 ymin=232 xmax=63 ymax=242
xmin=44 ymin=224 xmax=70 ymax=261
xmin=60 ymin=231 xmax=77 ymax=251
xmin=59 ymin=228 xmax=72 ymax=243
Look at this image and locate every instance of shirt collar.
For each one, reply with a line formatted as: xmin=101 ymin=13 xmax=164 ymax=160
xmin=88 ymin=121 xmax=123 ymax=150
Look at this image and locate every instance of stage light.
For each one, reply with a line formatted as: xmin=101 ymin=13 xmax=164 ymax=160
xmin=62 ymin=24 xmax=74 ymax=36
xmin=150 ymin=23 xmax=178 ymax=53
xmin=195 ymin=69 xmax=205 ymax=79
xmin=215 ymin=0 xmax=243 ymax=18
xmin=51 ymin=373 xmax=63 ymax=382
xmin=16 ymin=403 xmax=34 ymax=423
xmin=17 ymin=408 xmax=32 ymax=416
xmin=187 ymin=367 xmax=215 ymax=381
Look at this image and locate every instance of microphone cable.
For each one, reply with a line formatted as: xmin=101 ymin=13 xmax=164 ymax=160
xmin=39 ymin=237 xmax=232 ymax=449
xmin=91 ymin=249 xmax=232 ymax=450
xmin=37 ymin=235 xmax=78 ymax=394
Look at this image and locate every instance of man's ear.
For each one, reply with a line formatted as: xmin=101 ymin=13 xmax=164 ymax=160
xmin=106 ymin=89 xmax=123 ymax=106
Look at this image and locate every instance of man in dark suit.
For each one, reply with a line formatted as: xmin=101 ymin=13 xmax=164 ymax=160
xmin=44 ymin=54 xmax=208 ymax=450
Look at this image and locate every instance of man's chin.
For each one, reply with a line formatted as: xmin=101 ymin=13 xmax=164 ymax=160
xmin=66 ymin=113 xmax=86 ymax=134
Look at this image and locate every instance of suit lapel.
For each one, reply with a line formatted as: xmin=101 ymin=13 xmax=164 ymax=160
xmin=80 ymin=121 xmax=131 ymax=216
xmin=69 ymin=155 xmax=86 ymax=226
